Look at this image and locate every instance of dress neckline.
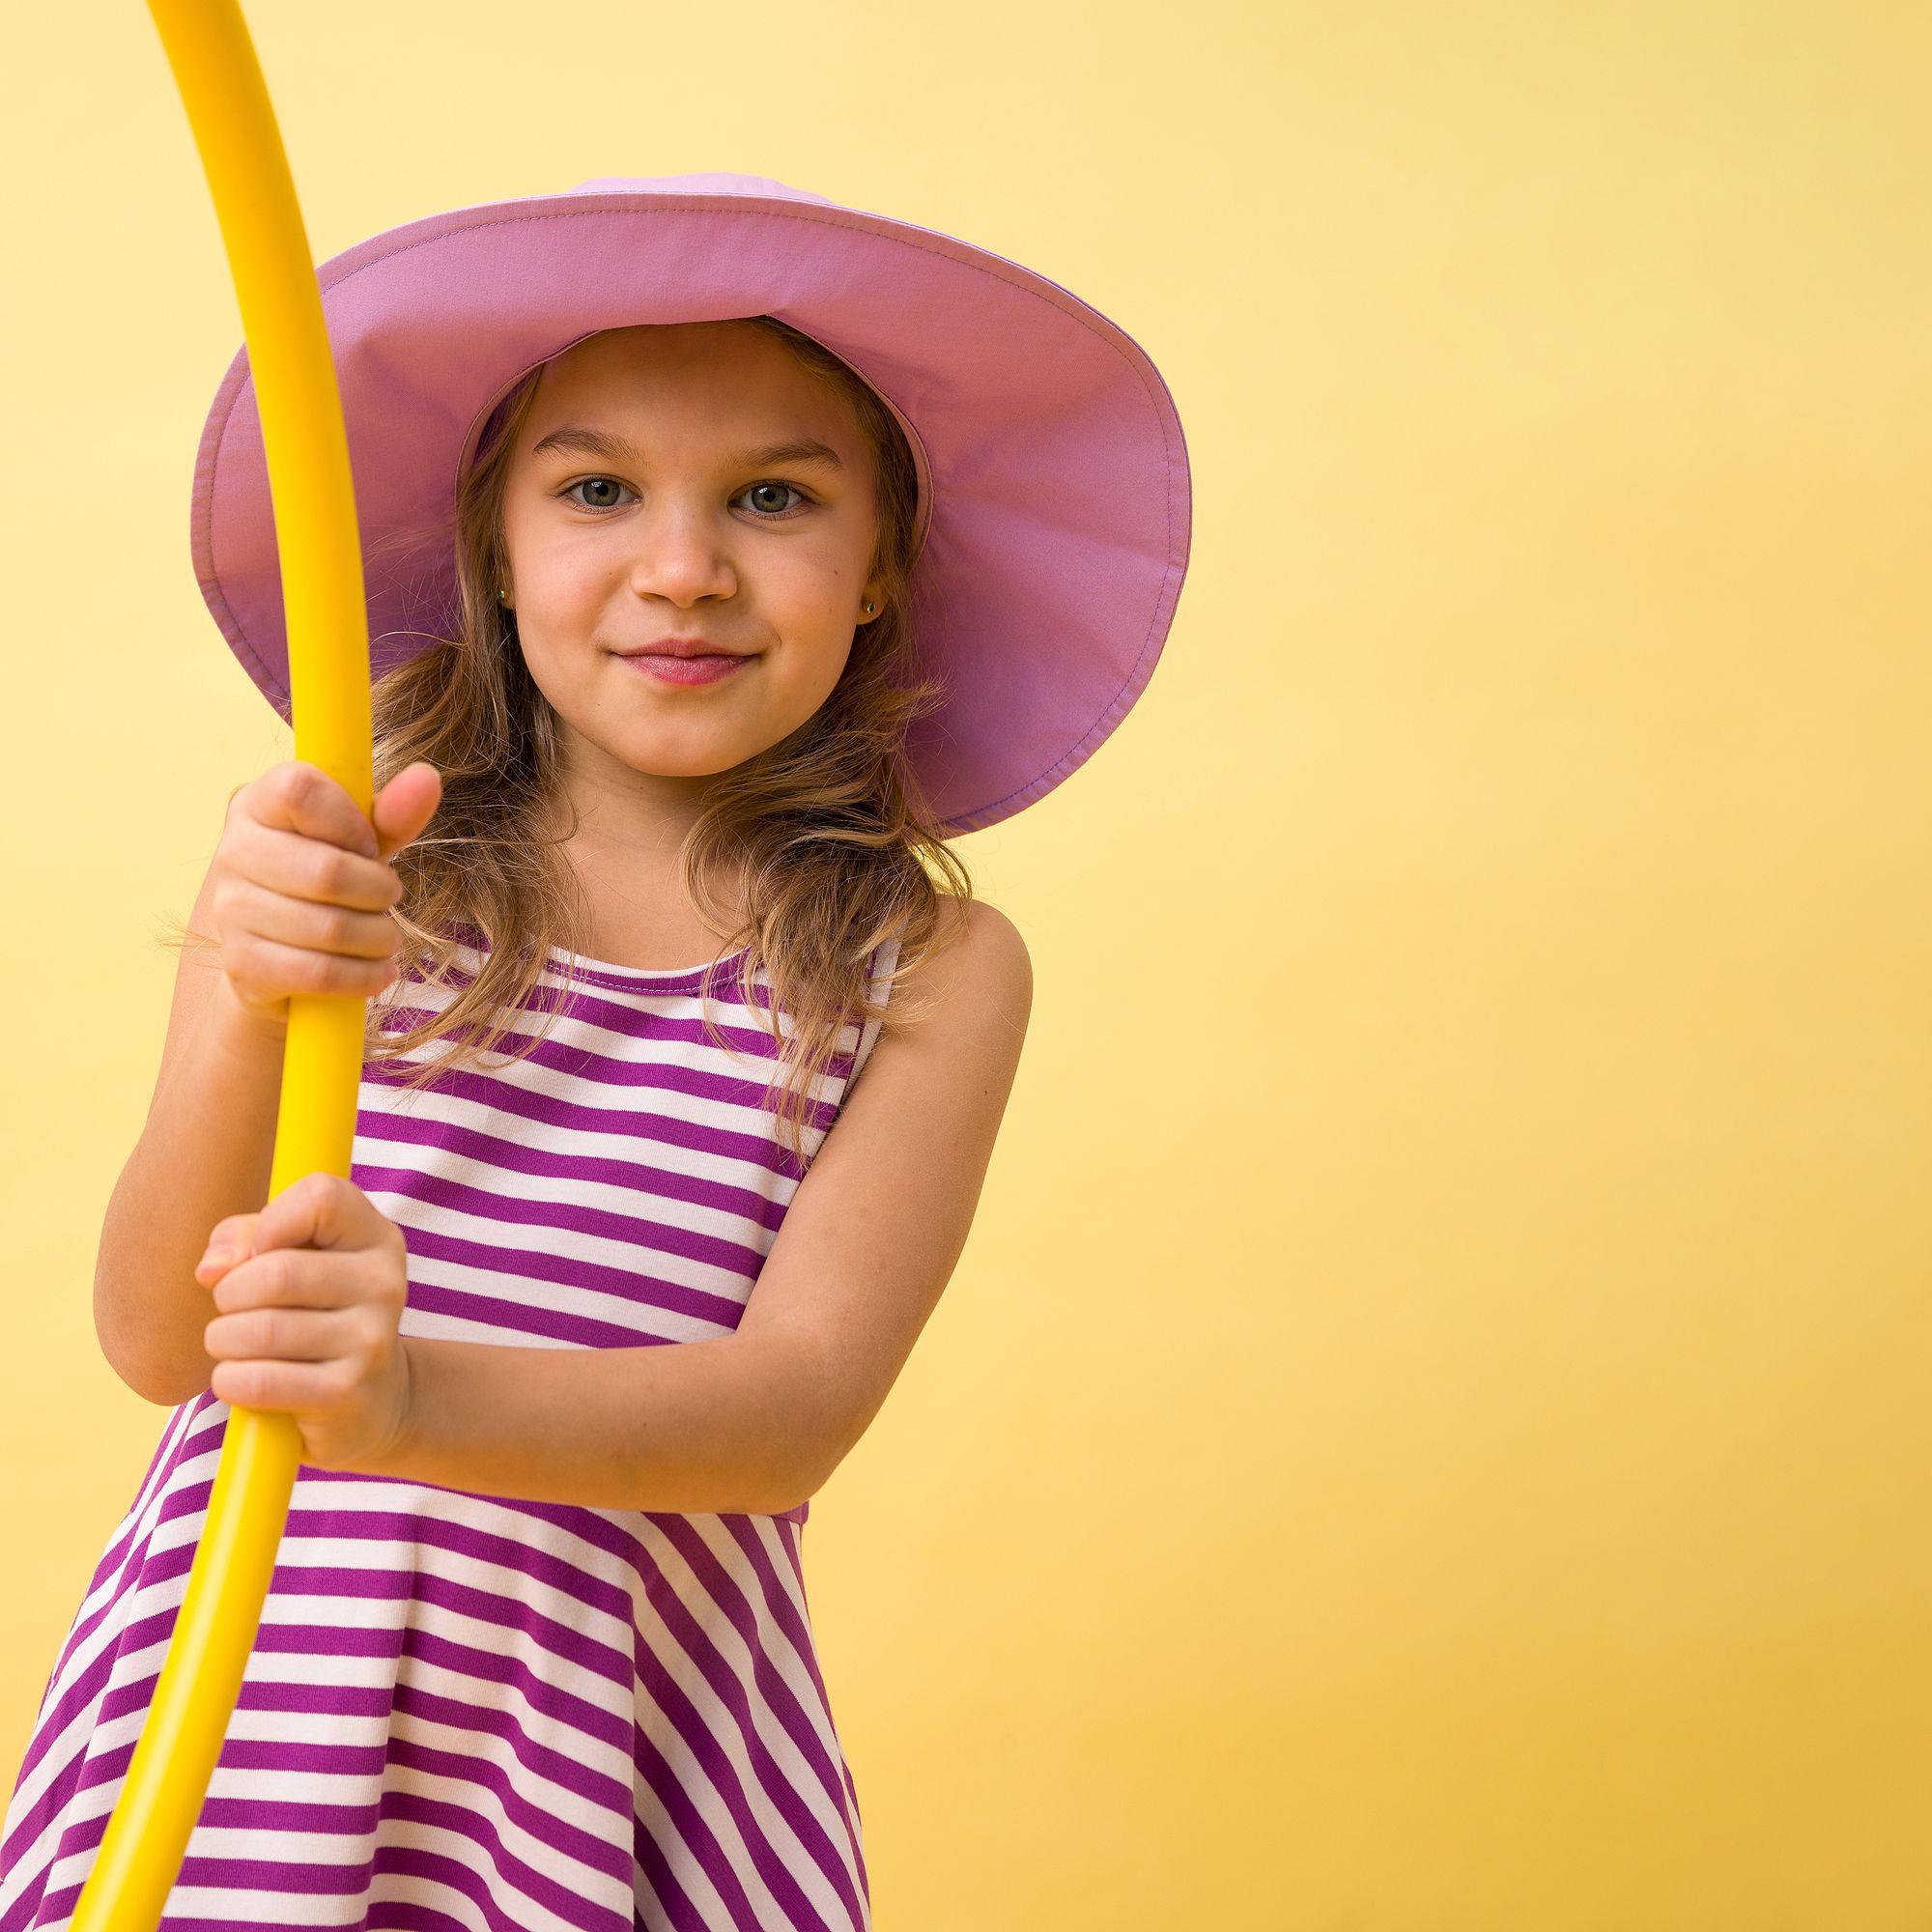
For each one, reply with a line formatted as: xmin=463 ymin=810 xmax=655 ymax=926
xmin=444 ymin=921 xmax=755 ymax=988
xmin=545 ymin=939 xmax=755 ymax=983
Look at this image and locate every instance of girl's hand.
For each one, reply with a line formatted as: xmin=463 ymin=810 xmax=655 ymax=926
xmin=196 ymin=1171 xmax=415 ymax=1475
xmin=209 ymin=757 xmax=442 ymax=1040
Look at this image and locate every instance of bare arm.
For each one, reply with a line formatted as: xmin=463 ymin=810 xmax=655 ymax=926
xmin=366 ymin=1330 xmax=826 ymax=1517
xmin=94 ymin=860 xmax=288 ymax=1407
xmin=735 ymin=898 xmax=1033 ymax=1493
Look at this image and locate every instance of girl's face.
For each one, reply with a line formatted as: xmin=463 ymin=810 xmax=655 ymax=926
xmin=499 ymin=322 xmax=886 ymax=792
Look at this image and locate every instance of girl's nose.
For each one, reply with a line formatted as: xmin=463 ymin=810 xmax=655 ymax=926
xmin=627 ymin=507 xmax=738 ymax=606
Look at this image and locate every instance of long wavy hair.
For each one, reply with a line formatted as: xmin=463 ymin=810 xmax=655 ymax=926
xmin=176 ymin=316 xmax=974 ymax=1166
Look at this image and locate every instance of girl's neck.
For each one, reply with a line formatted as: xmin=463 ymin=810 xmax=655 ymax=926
xmin=536 ymin=779 xmax=748 ymax=971
xmin=554 ymin=848 xmax=749 ymax=974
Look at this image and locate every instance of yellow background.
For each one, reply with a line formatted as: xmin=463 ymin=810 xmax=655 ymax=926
xmin=3 ymin=2 xmax=1928 ymax=1924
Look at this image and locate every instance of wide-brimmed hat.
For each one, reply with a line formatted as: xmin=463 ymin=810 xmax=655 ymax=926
xmin=189 ymin=171 xmax=1192 ymax=836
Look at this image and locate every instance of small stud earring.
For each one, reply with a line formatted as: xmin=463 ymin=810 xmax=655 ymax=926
xmin=864 ymin=601 xmax=875 ymax=614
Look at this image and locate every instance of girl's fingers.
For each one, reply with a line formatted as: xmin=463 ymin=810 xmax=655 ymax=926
xmin=242 ymin=816 xmax=403 ymax=917
xmin=212 ymin=1356 xmax=355 ymax=1414
xmin=205 ymin=1248 xmax=368 ymax=1312
xmin=234 ymin=872 xmax=401 ymax=953
xmin=197 ymin=1213 xmax=259 ymax=1273
xmin=195 ymin=1246 xmax=243 ymax=1286
xmin=204 ymin=1304 xmax=368 ymax=1364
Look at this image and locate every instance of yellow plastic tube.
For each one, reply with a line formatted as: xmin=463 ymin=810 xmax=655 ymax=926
xmin=71 ymin=4 xmax=372 ymax=1924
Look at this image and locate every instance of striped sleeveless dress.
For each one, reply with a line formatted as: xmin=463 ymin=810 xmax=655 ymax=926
xmin=0 ymin=926 xmax=901 ymax=1932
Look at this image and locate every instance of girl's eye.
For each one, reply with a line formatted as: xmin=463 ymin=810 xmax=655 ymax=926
xmin=563 ymin=476 xmax=632 ymax=512
xmin=739 ymin=480 xmax=810 ymax=518
xmin=560 ymin=476 xmax=811 ymax=520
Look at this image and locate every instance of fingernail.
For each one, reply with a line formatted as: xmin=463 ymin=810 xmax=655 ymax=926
xmin=201 ymin=1245 xmax=233 ymax=1271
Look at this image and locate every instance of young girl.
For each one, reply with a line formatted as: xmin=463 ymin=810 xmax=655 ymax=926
xmin=0 ymin=172 xmax=1190 ymax=1930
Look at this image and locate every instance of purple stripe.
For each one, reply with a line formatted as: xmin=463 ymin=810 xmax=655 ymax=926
xmin=388 ymin=1221 xmax=750 ymax=1345
xmin=390 ymin=1664 xmax=631 ymax=1810
xmin=322 ymin=1908 xmax=477 ymax=1932
xmin=28 ymin=1511 xmax=636 ymax=1759
xmin=718 ymin=1518 xmax=838 ymax=1751
xmin=317 ymin=1612 xmax=623 ymax=1747
xmin=186 ymin=1726 xmax=630 ymax=1887
xmin=369 ymin=1018 xmax=835 ymax=1122
xmin=0 ymin=1878 xmax=57 ymax=1932
xmin=361 ymin=1048 xmax=829 ymax=1179
xmin=357 ymin=1154 xmax=772 ymax=1284
xmin=12 ymin=1891 xmax=496 ymax=1932
xmin=212 ymin=1734 xmax=388 ymax=1778
xmin=423 ymin=939 xmax=769 ymax=1007
xmin=67 ymin=1731 xmax=381 ymax=1801
xmin=158 ymin=1799 xmax=625 ymax=1930
xmin=115 ymin=1396 xmax=203 ymax=1538
xmin=43 ymin=1685 xmax=618 ymax=1893
xmin=772 ymin=1515 xmax=809 ymax=1595
xmin=385 ymin=1727 xmax=627 ymax=1881
xmin=21 ymin=1636 xmax=641 ymax=1886
xmin=355 ymin=1101 xmax=792 ymax=1235
xmin=279 ymin=1497 xmax=637 ymax=1628
xmin=261 ymin=1560 xmax=631 ymax=1695
xmin=415 ymin=941 xmax=863 ymax=1056
xmin=354 ymin=1834 xmax=617 ymax=1932
xmin=157 ymin=1913 xmax=480 ymax=1932
xmin=153 ymin=1407 xmax=235 ymax=1485
xmin=632 ymin=1854 xmax=712 ymax=1932
xmin=393 ymin=981 xmax=852 ymax=1111
xmin=393 ymin=1245 xmax=746 ymax=1347
xmin=395 ymin=1276 xmax=698 ymax=1351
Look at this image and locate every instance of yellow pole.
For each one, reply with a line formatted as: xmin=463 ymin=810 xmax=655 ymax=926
xmin=73 ymin=3 xmax=371 ymax=1922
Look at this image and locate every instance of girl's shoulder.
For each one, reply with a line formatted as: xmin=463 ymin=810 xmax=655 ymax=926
xmin=919 ymin=893 xmax=1028 ymax=961
xmin=887 ymin=897 xmax=1032 ymax=1044
xmin=952 ymin=897 xmax=1030 ymax=977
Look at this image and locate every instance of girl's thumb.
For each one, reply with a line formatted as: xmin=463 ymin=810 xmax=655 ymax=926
xmin=371 ymin=761 xmax=442 ymax=862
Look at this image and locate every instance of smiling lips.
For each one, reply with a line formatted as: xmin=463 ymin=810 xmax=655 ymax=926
xmin=618 ymin=651 xmax=753 ymax=687
xmin=617 ymin=638 xmax=752 ymax=660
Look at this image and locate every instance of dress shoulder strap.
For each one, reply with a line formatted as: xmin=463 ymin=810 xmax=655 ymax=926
xmin=845 ymin=929 xmax=906 ymax=1095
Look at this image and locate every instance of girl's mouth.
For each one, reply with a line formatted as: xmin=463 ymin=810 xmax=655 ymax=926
xmin=617 ymin=653 xmax=755 ymax=687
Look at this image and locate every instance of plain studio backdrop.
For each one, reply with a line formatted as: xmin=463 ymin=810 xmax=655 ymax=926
xmin=3 ymin=3 xmax=1928 ymax=1926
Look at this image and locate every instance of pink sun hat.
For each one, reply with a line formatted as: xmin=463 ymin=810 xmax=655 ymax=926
xmin=188 ymin=171 xmax=1193 ymax=836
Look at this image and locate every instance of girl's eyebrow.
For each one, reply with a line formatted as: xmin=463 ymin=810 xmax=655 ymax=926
xmin=530 ymin=424 xmax=844 ymax=470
